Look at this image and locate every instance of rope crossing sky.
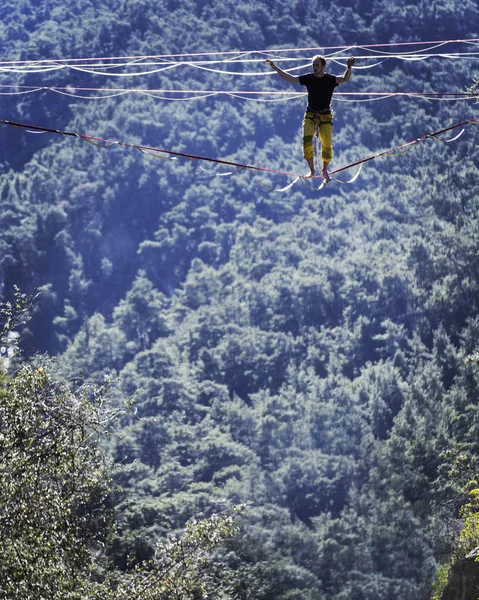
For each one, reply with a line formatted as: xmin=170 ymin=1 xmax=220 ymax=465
xmin=0 ymin=115 xmax=477 ymax=193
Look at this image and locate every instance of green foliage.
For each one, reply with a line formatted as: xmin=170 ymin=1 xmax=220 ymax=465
xmin=0 ymin=297 xmax=242 ymax=598
xmin=2 ymin=1 xmax=479 ymax=598
xmin=0 ymin=286 xmax=32 ymax=349
xmin=429 ymin=478 xmax=479 ymax=600
xmin=106 ymin=511 xmax=241 ymax=600
xmin=431 ymin=563 xmax=452 ymax=600
xmin=0 ymin=360 xmax=112 ymax=599
xmin=457 ymin=485 xmax=479 ymax=557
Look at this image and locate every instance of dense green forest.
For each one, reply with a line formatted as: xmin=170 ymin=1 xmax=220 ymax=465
xmin=2 ymin=0 xmax=479 ymax=598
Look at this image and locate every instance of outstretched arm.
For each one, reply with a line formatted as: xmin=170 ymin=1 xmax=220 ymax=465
xmin=265 ymin=59 xmax=300 ymax=84
xmin=336 ymin=56 xmax=355 ymax=84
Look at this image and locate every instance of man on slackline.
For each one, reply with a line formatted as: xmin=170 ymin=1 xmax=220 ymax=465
xmin=266 ymin=55 xmax=355 ymax=181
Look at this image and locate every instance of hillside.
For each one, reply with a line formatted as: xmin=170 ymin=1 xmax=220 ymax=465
xmin=1 ymin=1 xmax=479 ymax=598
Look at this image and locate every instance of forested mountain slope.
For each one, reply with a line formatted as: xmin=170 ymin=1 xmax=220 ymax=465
xmin=1 ymin=0 xmax=479 ymax=598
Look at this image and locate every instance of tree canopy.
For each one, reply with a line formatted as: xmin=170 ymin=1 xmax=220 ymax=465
xmin=2 ymin=0 xmax=479 ymax=598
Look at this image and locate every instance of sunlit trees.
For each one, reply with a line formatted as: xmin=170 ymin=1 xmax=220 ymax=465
xmin=0 ymin=342 xmax=112 ymax=598
xmin=0 ymin=296 xmax=241 ymax=599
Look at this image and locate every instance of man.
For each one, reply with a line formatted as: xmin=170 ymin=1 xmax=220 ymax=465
xmin=266 ymin=55 xmax=355 ymax=181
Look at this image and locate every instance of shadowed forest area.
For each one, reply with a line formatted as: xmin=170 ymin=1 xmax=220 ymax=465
xmin=2 ymin=0 xmax=479 ymax=598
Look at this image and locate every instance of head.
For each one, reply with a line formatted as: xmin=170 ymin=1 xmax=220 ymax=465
xmin=312 ymin=55 xmax=326 ymax=76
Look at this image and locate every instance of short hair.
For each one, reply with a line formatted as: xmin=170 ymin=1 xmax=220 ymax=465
xmin=312 ymin=55 xmax=326 ymax=67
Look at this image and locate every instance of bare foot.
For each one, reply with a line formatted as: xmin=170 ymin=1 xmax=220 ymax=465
xmin=321 ymin=170 xmax=331 ymax=182
xmin=304 ymin=171 xmax=315 ymax=179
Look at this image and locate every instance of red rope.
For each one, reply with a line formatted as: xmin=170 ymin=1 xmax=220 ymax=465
xmin=0 ymin=119 xmax=302 ymax=178
xmin=330 ymin=116 xmax=479 ymax=176
xmin=1 ymin=115 xmax=477 ymax=181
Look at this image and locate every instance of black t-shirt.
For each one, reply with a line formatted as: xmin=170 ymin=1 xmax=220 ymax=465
xmin=298 ymin=73 xmax=338 ymax=112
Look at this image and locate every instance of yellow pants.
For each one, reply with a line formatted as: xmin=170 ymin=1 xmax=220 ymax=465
xmin=302 ymin=111 xmax=333 ymax=162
